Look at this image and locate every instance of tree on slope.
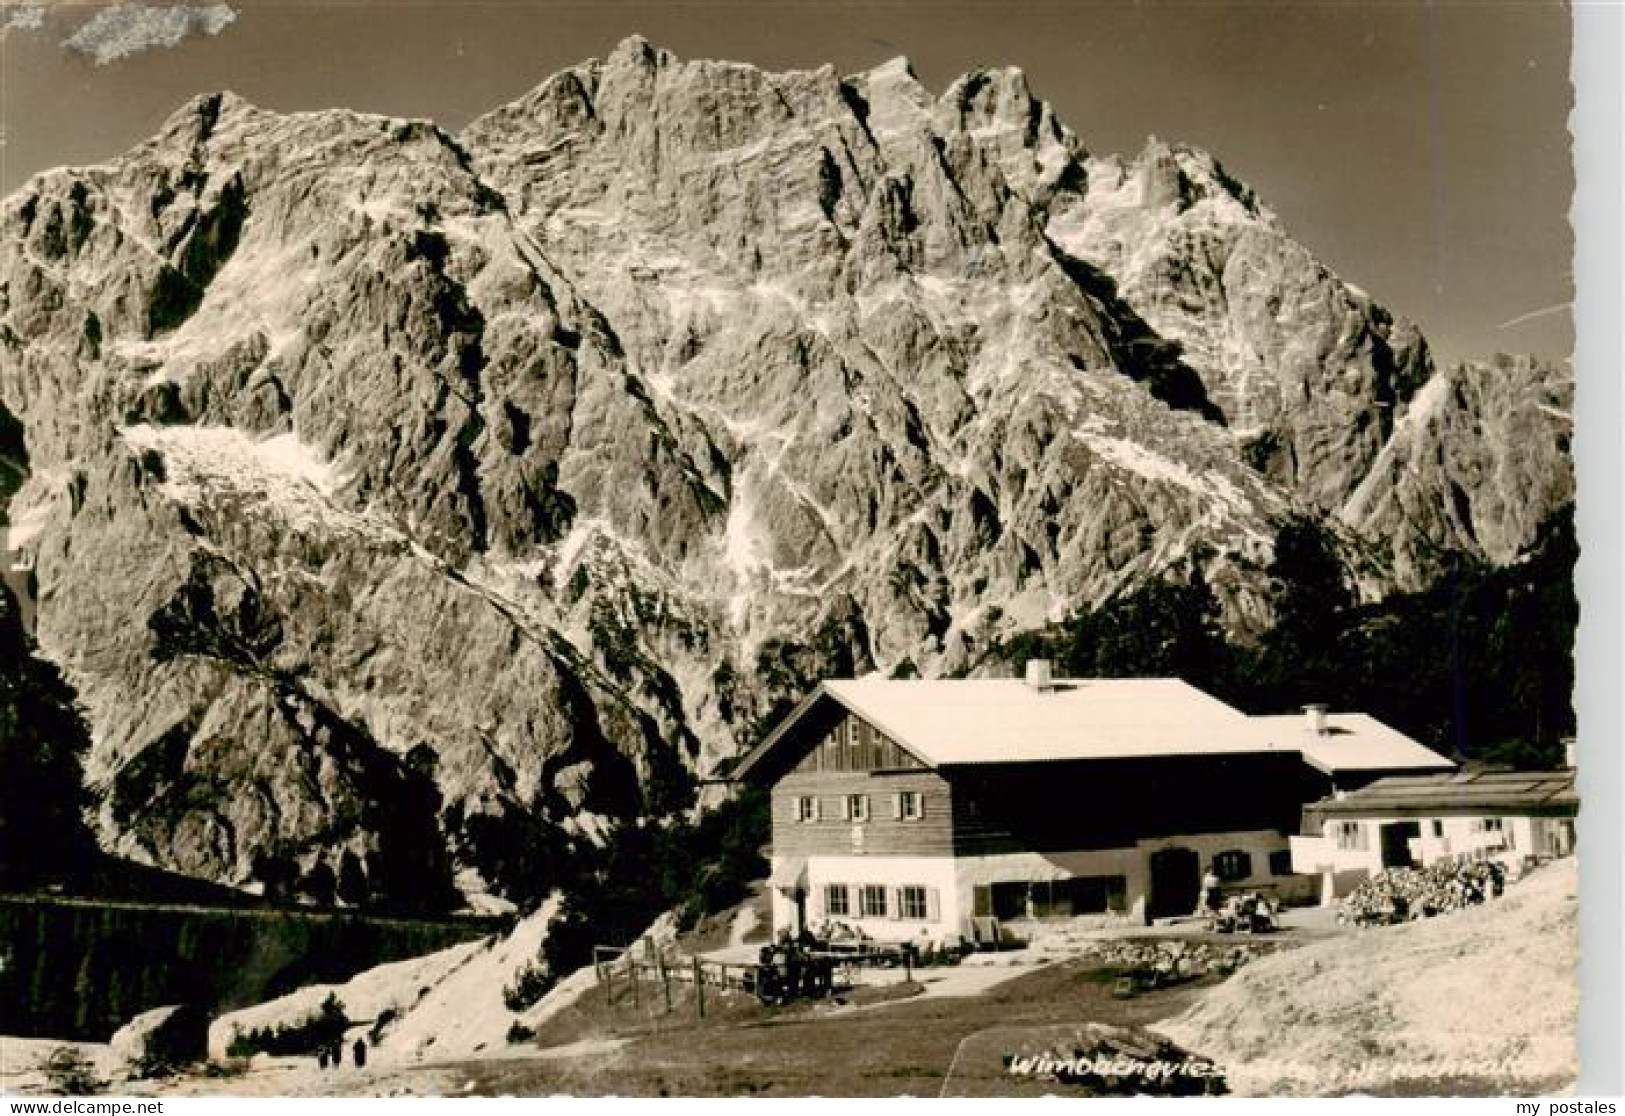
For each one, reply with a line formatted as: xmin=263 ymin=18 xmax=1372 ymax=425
xmin=0 ymin=582 xmax=97 ymax=888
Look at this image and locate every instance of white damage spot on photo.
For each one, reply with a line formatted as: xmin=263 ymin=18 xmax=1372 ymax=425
xmin=61 ymin=2 xmax=237 ymax=65
xmin=1 ymin=3 xmax=47 ymax=34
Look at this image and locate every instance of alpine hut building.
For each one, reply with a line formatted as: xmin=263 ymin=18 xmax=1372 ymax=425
xmin=732 ymin=663 xmax=1454 ymax=943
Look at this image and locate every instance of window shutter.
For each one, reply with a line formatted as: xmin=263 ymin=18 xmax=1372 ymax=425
xmin=887 ymin=887 xmax=901 ymax=920
xmin=891 ymin=793 xmax=903 ymax=820
xmin=841 ymin=796 xmax=852 ymax=821
xmin=916 ymin=793 xmax=925 ymax=821
xmin=812 ymin=797 xmax=823 ymax=822
xmin=926 ymin=887 xmax=941 ymax=922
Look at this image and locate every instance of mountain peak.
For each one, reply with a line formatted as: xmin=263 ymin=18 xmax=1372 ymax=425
xmin=1115 ymin=135 xmax=1263 ymax=220
xmin=604 ymin=33 xmax=670 ymax=71
xmin=155 ymin=88 xmax=258 ymax=146
xmin=0 ymin=43 xmax=1571 ymax=907
xmin=867 ymin=54 xmax=920 ymax=82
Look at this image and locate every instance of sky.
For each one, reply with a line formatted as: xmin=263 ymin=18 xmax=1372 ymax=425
xmin=0 ymin=0 xmax=1575 ymax=368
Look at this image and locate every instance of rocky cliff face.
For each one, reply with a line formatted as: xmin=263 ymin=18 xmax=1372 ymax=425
xmin=0 ymin=39 xmax=1571 ymax=906
xmin=1338 ymin=353 xmax=1574 ymax=587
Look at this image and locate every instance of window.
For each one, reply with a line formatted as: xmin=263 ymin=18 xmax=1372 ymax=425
xmin=1069 ymin=876 xmax=1128 ymax=914
xmin=898 ymin=790 xmax=923 ymax=821
xmin=899 ymin=885 xmax=929 ymax=920
xmin=824 ymin=884 xmax=849 ymax=917
xmin=1478 ymin=817 xmax=1504 ymax=832
xmin=794 ymin=796 xmax=819 ymax=823
xmin=1432 ymin=820 xmax=1445 ymax=838
xmin=860 ymin=884 xmax=888 ymax=918
xmin=1212 ymin=850 xmax=1252 ymax=882
xmin=845 ymin=794 xmax=870 ymax=822
xmin=1268 ymin=849 xmax=1293 ymax=877
xmin=1334 ymin=822 xmax=1364 ymax=851
xmin=972 ymin=884 xmax=993 ymax=918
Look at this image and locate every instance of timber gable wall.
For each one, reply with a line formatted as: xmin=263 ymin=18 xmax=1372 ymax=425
xmin=770 ymin=710 xmax=954 ymax=857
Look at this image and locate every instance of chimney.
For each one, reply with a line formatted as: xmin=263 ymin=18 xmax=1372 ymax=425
xmin=1565 ymin=739 xmax=1578 ymax=769
xmin=1025 ymin=659 xmax=1053 ymax=692
xmin=1303 ymin=703 xmax=1328 ymax=736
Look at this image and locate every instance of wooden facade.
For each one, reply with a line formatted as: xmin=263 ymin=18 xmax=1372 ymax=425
xmin=770 ymin=710 xmax=1319 ymax=861
xmin=948 ymin=754 xmax=1321 ymax=856
xmin=771 ymin=768 xmax=956 ymax=858
xmin=789 ymin=712 xmax=925 ymax=775
xmin=771 ymin=712 xmax=952 ymax=859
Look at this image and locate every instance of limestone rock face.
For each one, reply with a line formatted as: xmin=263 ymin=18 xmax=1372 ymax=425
xmin=1047 ymin=139 xmax=1435 ymax=510
xmin=0 ymin=42 xmax=1570 ymax=905
xmin=1337 ymin=354 xmax=1574 ymax=588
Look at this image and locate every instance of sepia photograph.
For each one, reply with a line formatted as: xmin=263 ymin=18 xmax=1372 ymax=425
xmin=0 ymin=0 xmax=1616 ymax=1101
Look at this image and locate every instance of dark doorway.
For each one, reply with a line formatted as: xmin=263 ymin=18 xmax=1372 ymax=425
xmin=1380 ymin=822 xmax=1420 ymax=868
xmin=989 ymin=882 xmax=1032 ymax=921
xmin=1149 ymin=847 xmax=1200 ymax=919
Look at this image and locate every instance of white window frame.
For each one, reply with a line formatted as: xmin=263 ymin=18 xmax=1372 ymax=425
xmin=859 ymin=884 xmax=888 ymax=918
xmin=898 ymin=790 xmax=923 ymax=821
xmin=845 ymin=793 xmax=870 ymax=822
xmin=899 ymin=885 xmax=929 ymax=920
xmin=824 ymin=883 xmax=849 ymax=917
xmin=795 ymin=795 xmax=820 ymax=823
xmin=1334 ymin=821 xmax=1364 ymax=851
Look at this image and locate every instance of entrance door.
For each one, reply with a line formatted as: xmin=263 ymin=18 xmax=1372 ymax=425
xmin=1380 ymin=822 xmax=1420 ymax=868
xmin=1148 ymin=847 xmax=1200 ymax=919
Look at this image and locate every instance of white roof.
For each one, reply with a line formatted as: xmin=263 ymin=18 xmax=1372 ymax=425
xmin=1249 ymin=713 xmax=1456 ymax=774
xmin=822 ymin=677 xmax=1270 ymax=765
xmin=733 ymin=677 xmax=1457 ymax=778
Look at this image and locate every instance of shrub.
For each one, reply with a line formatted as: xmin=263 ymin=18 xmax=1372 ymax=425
xmin=505 ymin=1021 xmax=536 ymax=1045
xmin=501 ymin=961 xmax=554 ymax=1012
xmin=41 ymin=1047 xmax=105 ymax=1096
xmin=369 ymin=1007 xmax=397 ymax=1044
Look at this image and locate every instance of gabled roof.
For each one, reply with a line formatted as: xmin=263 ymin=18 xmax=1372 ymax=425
xmin=1249 ymin=713 xmax=1457 ymax=775
xmin=821 ymin=677 xmax=1268 ymax=765
xmin=731 ymin=676 xmax=1458 ymax=782
xmin=733 ymin=677 xmax=1275 ymax=779
xmin=1305 ymin=768 xmax=1578 ymax=819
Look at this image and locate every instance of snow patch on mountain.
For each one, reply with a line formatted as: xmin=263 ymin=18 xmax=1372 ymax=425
xmin=118 ymin=424 xmax=387 ymax=542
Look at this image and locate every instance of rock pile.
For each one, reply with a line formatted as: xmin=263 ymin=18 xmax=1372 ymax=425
xmin=1084 ymin=939 xmax=1272 ymax=991
xmin=1338 ymin=859 xmax=1507 ymax=928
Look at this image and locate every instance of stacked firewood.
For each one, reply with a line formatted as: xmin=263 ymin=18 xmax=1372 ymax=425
xmin=1338 ymin=859 xmax=1507 ymax=927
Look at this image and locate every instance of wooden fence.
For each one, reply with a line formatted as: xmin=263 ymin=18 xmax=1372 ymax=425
xmin=591 ymin=940 xmax=916 ymax=1021
xmin=591 ymin=941 xmax=756 ymax=1019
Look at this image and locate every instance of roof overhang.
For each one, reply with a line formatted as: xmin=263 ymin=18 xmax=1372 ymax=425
xmin=1302 ymin=769 xmax=1579 ymax=823
xmin=727 ymin=684 xmax=937 ymax=783
xmin=1298 ymin=753 xmax=1457 ymax=778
